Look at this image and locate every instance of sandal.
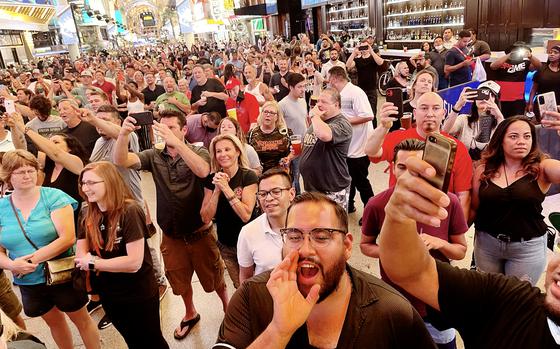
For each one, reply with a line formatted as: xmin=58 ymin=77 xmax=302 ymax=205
xmin=173 ymin=313 xmax=201 ymax=340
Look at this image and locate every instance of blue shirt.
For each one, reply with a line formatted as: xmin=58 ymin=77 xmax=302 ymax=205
xmin=0 ymin=187 xmax=77 ymax=285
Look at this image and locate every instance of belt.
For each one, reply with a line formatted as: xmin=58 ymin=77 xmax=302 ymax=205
xmin=183 ymin=224 xmax=213 ymax=244
xmin=486 ymin=231 xmax=532 ymax=243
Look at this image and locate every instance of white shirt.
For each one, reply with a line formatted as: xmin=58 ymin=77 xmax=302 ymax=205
xmin=339 ymin=82 xmax=374 ymax=158
xmin=548 ymin=318 xmax=560 ymax=345
xmin=237 ymin=213 xmax=283 ymax=276
xmin=0 ymin=130 xmax=15 ymax=152
xmin=321 ymin=60 xmax=346 ymax=80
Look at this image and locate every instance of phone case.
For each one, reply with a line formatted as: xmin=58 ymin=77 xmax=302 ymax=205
xmin=537 ymin=92 xmax=557 ymax=114
xmin=422 ymin=133 xmax=457 ymax=193
xmin=386 ymin=88 xmax=403 ymax=118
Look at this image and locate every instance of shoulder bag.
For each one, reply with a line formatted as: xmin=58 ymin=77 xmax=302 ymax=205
xmin=9 ymin=197 xmax=74 ymax=286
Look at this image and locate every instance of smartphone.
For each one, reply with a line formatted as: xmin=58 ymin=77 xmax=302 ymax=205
xmin=386 ymin=88 xmax=403 ymax=118
xmin=466 ymin=88 xmax=490 ymax=101
xmin=422 ymin=133 xmax=457 ymax=193
xmin=537 ymin=92 xmax=557 ymax=115
xmin=130 ymin=111 xmax=154 ymax=126
xmin=359 ymin=45 xmax=369 ymax=51
xmin=4 ymin=99 xmax=15 ymax=114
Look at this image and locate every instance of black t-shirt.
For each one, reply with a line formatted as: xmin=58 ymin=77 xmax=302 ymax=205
xmin=445 ymin=47 xmax=472 ymax=86
xmin=437 ymin=261 xmax=559 ymax=349
xmin=534 ymin=65 xmax=560 ymax=103
xmin=78 ymin=202 xmax=157 ymax=302
xmin=142 ymin=84 xmax=166 ymax=107
xmin=190 ymin=78 xmax=227 ymax=118
xmin=203 ymin=168 xmax=258 ymax=247
xmin=64 ymin=121 xmax=100 ymax=158
xmin=269 ymin=72 xmax=292 ymax=102
xmin=354 ymin=56 xmax=380 ymax=91
xmin=42 ymin=157 xmax=82 ymax=209
xmin=247 ymin=127 xmax=292 ymax=173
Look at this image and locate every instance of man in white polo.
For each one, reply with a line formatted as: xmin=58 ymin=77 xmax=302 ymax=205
xmin=237 ymin=168 xmax=296 ymax=283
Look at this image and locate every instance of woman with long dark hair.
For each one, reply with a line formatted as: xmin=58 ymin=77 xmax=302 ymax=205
xmin=470 ymin=116 xmax=560 ymax=285
xmin=443 ymin=80 xmax=505 ymax=161
xmin=75 ymin=161 xmax=168 ymax=349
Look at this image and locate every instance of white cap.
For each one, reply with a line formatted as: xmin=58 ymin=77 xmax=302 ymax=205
xmin=478 ymin=80 xmax=501 ymax=96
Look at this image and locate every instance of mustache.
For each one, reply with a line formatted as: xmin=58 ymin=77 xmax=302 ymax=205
xmin=298 ymin=256 xmax=321 ymax=268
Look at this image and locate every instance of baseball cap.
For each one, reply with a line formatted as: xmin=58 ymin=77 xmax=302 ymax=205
xmin=80 ymin=70 xmax=93 ymax=77
xmin=225 ymin=78 xmax=241 ymax=90
xmin=478 ymin=80 xmax=501 ymax=97
xmin=32 ymin=68 xmax=41 ymax=75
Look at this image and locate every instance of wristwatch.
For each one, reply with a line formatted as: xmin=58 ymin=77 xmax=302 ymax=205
xmin=88 ymin=256 xmax=96 ymax=271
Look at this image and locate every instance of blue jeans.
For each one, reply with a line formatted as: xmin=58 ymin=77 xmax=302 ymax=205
xmin=474 ymin=230 xmax=547 ymax=285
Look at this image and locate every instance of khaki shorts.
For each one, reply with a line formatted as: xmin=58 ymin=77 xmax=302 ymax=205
xmin=161 ymin=225 xmax=225 ymax=294
xmin=0 ymin=271 xmax=23 ymax=321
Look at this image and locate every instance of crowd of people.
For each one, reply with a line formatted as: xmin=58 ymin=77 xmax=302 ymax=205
xmin=0 ymin=29 xmax=559 ymax=349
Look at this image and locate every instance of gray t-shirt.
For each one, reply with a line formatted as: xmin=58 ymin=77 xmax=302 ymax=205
xmin=279 ymin=95 xmax=307 ymax=137
xmin=25 ymin=116 xmax=67 ymax=155
xmin=89 ymin=133 xmax=143 ymax=203
xmin=298 ymin=114 xmax=352 ymax=192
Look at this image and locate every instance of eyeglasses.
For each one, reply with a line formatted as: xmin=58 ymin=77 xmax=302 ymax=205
xmin=280 ymin=227 xmax=347 ymax=249
xmin=81 ymin=180 xmax=104 ymax=187
xmin=256 ymin=187 xmax=290 ymax=200
xmin=262 ymin=110 xmax=278 ymax=116
xmin=12 ymin=169 xmax=37 ymax=176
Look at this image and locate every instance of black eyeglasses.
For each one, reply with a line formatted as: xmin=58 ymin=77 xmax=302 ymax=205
xmin=256 ymin=187 xmax=290 ymax=200
xmin=280 ymin=227 xmax=347 ymax=248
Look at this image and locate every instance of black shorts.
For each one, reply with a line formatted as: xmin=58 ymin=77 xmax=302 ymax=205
xmin=19 ymin=282 xmax=88 ymax=317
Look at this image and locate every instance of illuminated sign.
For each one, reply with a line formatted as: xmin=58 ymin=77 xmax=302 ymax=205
xmin=58 ymin=6 xmax=78 ymax=45
xmin=301 ymin=0 xmax=327 ymax=9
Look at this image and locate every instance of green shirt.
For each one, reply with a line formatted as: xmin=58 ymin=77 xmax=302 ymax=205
xmin=154 ymin=91 xmax=190 ymax=114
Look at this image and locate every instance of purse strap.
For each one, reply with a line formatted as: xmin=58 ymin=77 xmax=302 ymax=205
xmin=9 ymin=196 xmax=39 ymax=251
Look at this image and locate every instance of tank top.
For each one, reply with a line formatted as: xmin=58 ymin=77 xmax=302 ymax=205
xmin=244 ymin=82 xmax=266 ymax=104
xmin=127 ymin=98 xmax=145 ymax=114
xmin=475 ymin=175 xmax=547 ymax=240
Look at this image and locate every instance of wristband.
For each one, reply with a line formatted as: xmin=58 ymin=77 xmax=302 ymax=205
xmin=227 ymin=195 xmax=237 ymax=201
xmin=88 ymin=256 xmax=96 ymax=271
xmin=452 ymin=106 xmax=461 ymax=113
xmin=229 ymin=198 xmax=240 ymax=205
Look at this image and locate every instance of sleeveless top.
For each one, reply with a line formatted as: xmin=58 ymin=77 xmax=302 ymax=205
xmin=475 ymin=175 xmax=547 ymax=240
xmin=244 ymin=82 xmax=266 ymax=104
xmin=127 ymin=98 xmax=145 ymax=114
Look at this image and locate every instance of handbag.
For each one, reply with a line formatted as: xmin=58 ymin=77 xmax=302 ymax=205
xmin=9 ymin=197 xmax=74 ymax=286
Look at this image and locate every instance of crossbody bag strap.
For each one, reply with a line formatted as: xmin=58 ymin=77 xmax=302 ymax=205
xmin=9 ymin=196 xmax=39 ymax=251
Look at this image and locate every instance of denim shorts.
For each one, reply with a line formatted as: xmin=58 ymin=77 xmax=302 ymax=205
xmin=19 ymin=282 xmax=88 ymax=317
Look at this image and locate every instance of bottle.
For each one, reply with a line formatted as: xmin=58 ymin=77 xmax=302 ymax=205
xmin=460 ymin=14 xmax=464 ymax=23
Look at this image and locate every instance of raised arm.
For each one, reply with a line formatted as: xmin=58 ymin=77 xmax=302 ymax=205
xmin=364 ymin=102 xmax=398 ymax=157
xmin=114 ymin=116 xmax=142 ymax=169
xmin=379 ymin=156 xmax=451 ymax=311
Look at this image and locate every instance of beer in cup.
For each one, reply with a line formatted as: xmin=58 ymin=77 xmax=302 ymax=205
xmin=290 ymin=135 xmax=302 ymax=156
xmin=401 ymin=112 xmax=412 ymax=129
xmin=227 ymin=108 xmax=238 ymax=120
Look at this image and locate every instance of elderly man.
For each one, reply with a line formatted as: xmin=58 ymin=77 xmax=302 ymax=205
xmin=58 ymin=99 xmax=100 ymax=157
xmin=154 ymin=76 xmax=190 ymax=115
xmin=298 ymin=88 xmax=353 ymax=210
xmin=365 ymin=92 xmax=472 ymax=219
xmin=215 ymin=192 xmax=437 ymax=348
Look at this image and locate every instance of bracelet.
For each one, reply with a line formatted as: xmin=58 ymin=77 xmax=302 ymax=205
xmin=227 ymin=195 xmax=237 ymax=201
xmin=24 ymin=126 xmax=31 ymax=134
xmin=451 ymin=106 xmax=461 ymax=113
xmin=229 ymin=198 xmax=240 ymax=205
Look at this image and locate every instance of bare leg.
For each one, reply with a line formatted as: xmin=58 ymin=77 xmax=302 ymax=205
xmin=66 ymin=306 xmax=101 ymax=349
xmin=215 ymin=282 xmax=229 ymax=312
xmin=41 ymin=307 xmax=74 ymax=349
xmin=175 ymin=284 xmax=198 ymax=337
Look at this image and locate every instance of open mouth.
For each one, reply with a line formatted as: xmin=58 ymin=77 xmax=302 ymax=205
xmin=298 ymin=262 xmax=320 ymax=280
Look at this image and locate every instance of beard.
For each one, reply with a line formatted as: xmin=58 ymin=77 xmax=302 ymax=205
xmin=296 ymin=255 xmax=347 ymax=303
xmin=544 ymin=291 xmax=560 ymax=324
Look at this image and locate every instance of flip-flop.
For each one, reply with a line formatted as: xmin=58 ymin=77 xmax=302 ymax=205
xmin=173 ymin=313 xmax=201 ymax=340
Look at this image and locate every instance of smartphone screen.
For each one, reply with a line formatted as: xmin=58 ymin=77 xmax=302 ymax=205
xmin=422 ymin=133 xmax=457 ymax=193
xmin=4 ymin=99 xmax=15 ymax=114
xmin=466 ymin=88 xmax=490 ymax=101
xmin=130 ymin=111 xmax=154 ymax=126
xmin=386 ymin=88 xmax=404 ymax=118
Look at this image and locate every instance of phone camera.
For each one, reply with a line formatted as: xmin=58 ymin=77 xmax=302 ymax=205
xmin=429 ymin=136 xmax=436 ymax=142
xmin=539 ymin=96 xmax=545 ymax=104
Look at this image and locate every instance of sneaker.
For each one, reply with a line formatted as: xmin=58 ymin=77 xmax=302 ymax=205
xmin=98 ymin=314 xmax=112 ymax=330
xmin=86 ymin=300 xmax=102 ymax=315
xmin=159 ymin=284 xmax=168 ymax=301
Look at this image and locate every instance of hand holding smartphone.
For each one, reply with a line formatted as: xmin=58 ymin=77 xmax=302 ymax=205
xmin=4 ymin=99 xmax=16 ymax=114
xmin=386 ymin=88 xmax=404 ymax=118
xmin=130 ymin=111 xmax=154 ymax=126
xmin=422 ymin=133 xmax=457 ymax=193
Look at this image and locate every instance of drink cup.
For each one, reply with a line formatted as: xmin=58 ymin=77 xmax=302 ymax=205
xmin=227 ymin=108 xmax=237 ymax=120
xmin=401 ymin=112 xmax=412 ymax=129
xmin=290 ymin=135 xmax=302 ymax=156
xmin=309 ymin=95 xmax=318 ymax=109
xmin=153 ymin=127 xmax=165 ymax=150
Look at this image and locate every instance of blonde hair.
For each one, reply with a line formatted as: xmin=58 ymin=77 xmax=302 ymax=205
xmin=0 ymin=150 xmax=40 ymax=190
xmin=0 ymin=309 xmax=23 ymax=342
xmin=409 ymin=69 xmax=437 ymax=100
xmin=257 ymin=101 xmax=287 ymax=131
xmin=208 ymin=134 xmax=250 ymax=172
